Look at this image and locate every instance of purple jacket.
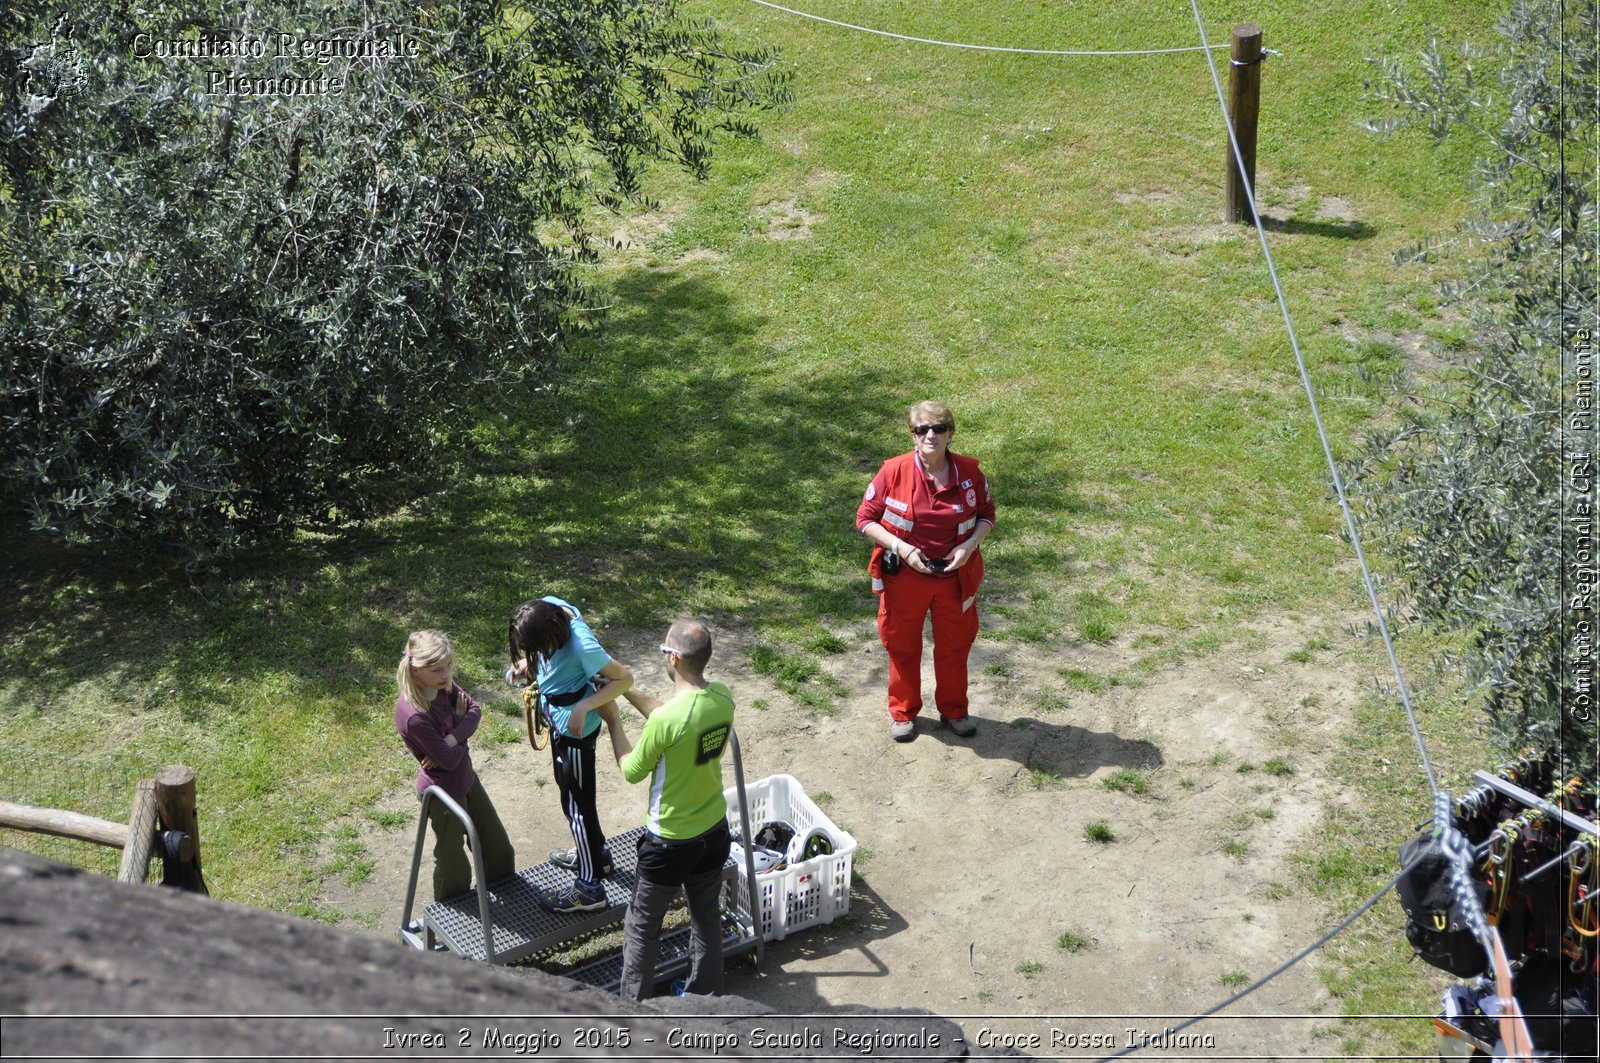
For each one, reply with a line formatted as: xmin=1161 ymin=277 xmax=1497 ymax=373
xmin=395 ymin=684 xmax=481 ymax=801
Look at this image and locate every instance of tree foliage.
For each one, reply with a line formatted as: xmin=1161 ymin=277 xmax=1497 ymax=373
xmin=1353 ymin=0 xmax=1597 ymax=772
xmin=0 ymin=0 xmax=788 ymax=562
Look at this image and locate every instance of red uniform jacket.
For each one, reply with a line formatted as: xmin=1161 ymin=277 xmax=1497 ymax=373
xmin=857 ymin=451 xmax=994 ymax=609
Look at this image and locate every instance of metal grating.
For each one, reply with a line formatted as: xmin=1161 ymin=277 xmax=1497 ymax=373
xmin=420 ymin=825 xmax=752 ymax=966
xmin=566 ymin=911 xmax=755 ymax=991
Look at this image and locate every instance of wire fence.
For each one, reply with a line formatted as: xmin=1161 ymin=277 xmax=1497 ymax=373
xmin=0 ymin=741 xmax=165 ymax=880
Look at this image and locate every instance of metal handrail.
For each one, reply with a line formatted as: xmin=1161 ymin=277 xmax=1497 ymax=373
xmin=728 ymin=727 xmax=763 ymax=970
xmin=1472 ymin=770 xmax=1600 ymax=838
xmin=399 ymin=785 xmax=496 ymax=964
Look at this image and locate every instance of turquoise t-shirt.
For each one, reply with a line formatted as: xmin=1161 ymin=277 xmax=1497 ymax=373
xmin=620 ymin=681 xmax=735 ymax=839
xmin=534 ymin=596 xmax=611 ymax=739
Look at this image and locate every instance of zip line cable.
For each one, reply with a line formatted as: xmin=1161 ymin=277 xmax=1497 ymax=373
xmin=742 ymin=0 xmax=1543 ymax=1047
xmin=1183 ymin=0 xmax=1438 ymax=797
xmin=743 ymin=0 xmax=1227 ymax=57
xmin=1174 ymin=2 xmax=1536 ymax=1057
xmin=1093 ymin=855 xmax=1420 ymax=1062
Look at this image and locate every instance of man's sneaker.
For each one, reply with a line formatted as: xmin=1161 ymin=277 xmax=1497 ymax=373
xmin=945 ymin=715 xmax=977 ymax=737
xmin=890 ymin=719 xmax=915 ymax=742
xmin=540 ymin=883 xmax=608 ymax=914
xmin=549 ymin=847 xmax=615 ymax=878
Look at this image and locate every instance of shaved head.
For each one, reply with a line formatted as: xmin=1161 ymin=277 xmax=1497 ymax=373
xmin=666 ymin=619 xmax=712 ymax=674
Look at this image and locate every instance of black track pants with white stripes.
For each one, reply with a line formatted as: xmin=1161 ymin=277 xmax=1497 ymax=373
xmin=550 ymin=730 xmax=609 ymax=891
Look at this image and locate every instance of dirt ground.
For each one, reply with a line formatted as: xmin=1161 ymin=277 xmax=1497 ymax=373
xmin=323 ymin=612 xmax=1376 ymax=1058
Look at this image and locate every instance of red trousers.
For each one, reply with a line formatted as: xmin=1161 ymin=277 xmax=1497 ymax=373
xmin=877 ymin=568 xmax=980 ymax=722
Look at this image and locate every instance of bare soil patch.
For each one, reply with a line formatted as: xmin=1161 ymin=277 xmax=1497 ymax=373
xmin=322 ymin=612 xmax=1369 ymax=1056
xmin=754 ymin=197 xmax=823 ymax=241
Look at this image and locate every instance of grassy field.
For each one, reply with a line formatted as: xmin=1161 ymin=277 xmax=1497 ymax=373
xmin=0 ymin=0 xmax=1507 ymax=1052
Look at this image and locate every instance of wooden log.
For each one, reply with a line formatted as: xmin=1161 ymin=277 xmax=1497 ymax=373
xmin=153 ymin=765 xmax=207 ymax=894
xmin=0 ymin=800 xmax=128 ymax=849
xmin=1224 ymin=23 xmax=1264 ymax=223
xmin=117 ymin=779 xmax=159 ymax=885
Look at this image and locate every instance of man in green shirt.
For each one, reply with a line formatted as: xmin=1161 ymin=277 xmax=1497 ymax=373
xmin=603 ymin=619 xmax=735 ymax=1000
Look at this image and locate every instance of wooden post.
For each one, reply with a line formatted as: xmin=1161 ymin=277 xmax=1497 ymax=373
xmin=153 ymin=766 xmax=207 ymax=894
xmin=1224 ymin=23 xmax=1263 ymax=223
xmin=117 ymin=779 xmax=159 ymax=885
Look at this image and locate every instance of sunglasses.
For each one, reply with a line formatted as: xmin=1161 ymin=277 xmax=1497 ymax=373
xmin=660 ymin=644 xmax=686 ymax=656
xmin=912 ymin=423 xmax=951 ymax=436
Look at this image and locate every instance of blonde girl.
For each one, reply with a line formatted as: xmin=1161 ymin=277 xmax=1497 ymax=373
xmin=394 ymin=629 xmax=515 ymax=902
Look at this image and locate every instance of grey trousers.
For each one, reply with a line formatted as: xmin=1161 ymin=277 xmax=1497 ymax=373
xmin=618 ymin=823 xmax=729 ymax=1000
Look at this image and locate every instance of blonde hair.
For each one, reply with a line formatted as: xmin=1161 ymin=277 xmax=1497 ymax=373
xmin=906 ymin=400 xmax=955 ymax=435
xmin=396 ymin=629 xmax=454 ymax=714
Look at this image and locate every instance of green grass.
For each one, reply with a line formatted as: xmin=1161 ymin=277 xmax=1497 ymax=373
xmin=1083 ymin=821 xmax=1115 ymax=843
xmin=747 ymin=644 xmax=849 ymax=711
xmin=364 ymin=809 xmax=408 ymax=830
xmin=0 ymin=1 xmax=1504 ymax=1054
xmin=1034 ymin=690 xmax=1067 ymax=713
xmin=1027 ymin=764 xmax=1064 ymax=789
xmin=1016 ymin=960 xmax=1044 ymax=978
xmin=1219 ymin=970 xmax=1250 ymax=990
xmin=1056 ymin=930 xmax=1090 ymax=953
xmin=1102 ymin=768 xmax=1150 ymax=795
xmin=1287 ymin=635 xmax=1331 ymax=663
xmin=1061 ymin=667 xmax=1110 ymax=693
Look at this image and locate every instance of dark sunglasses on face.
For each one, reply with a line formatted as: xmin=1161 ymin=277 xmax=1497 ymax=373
xmin=913 ymin=423 xmax=951 ymax=436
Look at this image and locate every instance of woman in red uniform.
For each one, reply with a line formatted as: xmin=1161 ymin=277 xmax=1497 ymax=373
xmin=856 ymin=401 xmax=995 ymax=742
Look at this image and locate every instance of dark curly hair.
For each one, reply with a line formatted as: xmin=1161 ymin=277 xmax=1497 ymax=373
xmin=508 ymin=599 xmax=573 ymax=666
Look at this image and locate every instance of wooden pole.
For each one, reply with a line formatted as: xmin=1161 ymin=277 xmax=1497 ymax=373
xmin=117 ymin=779 xmax=159 ymax=885
xmin=0 ymin=801 xmax=128 ymax=849
xmin=153 ymin=766 xmax=207 ymax=894
xmin=1224 ymin=23 xmax=1263 ymax=223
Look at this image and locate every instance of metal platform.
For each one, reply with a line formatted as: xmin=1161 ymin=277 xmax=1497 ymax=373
xmin=567 ymin=910 xmax=756 ymax=991
xmin=412 ymin=826 xmax=752 ymax=967
xmin=399 ymin=730 xmax=767 ymax=976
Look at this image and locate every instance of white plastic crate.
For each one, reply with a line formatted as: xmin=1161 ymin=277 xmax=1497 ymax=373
xmin=724 ymin=774 xmax=856 ymax=942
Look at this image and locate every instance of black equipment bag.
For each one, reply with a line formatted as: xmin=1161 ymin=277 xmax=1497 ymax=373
xmin=1395 ymin=831 xmax=1490 ymax=978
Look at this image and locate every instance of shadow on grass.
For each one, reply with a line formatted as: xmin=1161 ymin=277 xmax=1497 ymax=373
xmin=0 ymin=263 xmax=1096 ymax=747
xmin=1259 ymin=214 xmax=1376 ymax=241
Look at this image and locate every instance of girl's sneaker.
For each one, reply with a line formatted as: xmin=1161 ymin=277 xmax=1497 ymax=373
xmin=549 ymin=847 xmax=615 ymax=878
xmin=540 ymin=883 xmax=607 ymax=914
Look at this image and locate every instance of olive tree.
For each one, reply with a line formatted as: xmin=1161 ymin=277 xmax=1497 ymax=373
xmin=0 ymin=0 xmax=787 ymax=561
xmin=1353 ymin=0 xmax=1596 ymax=772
